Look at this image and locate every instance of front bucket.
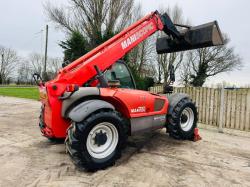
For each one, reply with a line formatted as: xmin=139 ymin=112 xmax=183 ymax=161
xmin=156 ymin=21 xmax=224 ymax=54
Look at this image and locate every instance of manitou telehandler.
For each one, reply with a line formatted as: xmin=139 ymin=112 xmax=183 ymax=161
xmin=34 ymin=11 xmax=223 ymax=171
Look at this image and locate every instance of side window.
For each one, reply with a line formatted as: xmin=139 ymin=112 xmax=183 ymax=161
xmin=105 ymin=62 xmax=135 ymax=89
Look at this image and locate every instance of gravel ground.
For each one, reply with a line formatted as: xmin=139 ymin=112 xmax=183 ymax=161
xmin=0 ymin=96 xmax=250 ymax=187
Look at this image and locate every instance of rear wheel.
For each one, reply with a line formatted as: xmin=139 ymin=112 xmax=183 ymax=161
xmin=86 ymin=122 xmax=119 ymax=159
xmin=167 ymin=97 xmax=198 ymax=140
xmin=65 ymin=111 xmax=127 ymax=171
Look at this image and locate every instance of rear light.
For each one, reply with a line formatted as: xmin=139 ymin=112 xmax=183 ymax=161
xmin=39 ymin=85 xmax=47 ymax=100
xmin=66 ymin=84 xmax=79 ymax=92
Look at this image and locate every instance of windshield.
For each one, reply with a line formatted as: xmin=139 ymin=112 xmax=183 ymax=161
xmin=105 ymin=62 xmax=135 ymax=89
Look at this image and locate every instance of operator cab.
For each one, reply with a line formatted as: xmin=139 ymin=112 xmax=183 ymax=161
xmin=104 ymin=60 xmax=136 ymax=89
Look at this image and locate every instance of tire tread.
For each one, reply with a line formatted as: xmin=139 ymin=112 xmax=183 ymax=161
xmin=65 ymin=110 xmax=127 ymax=171
xmin=167 ymin=97 xmax=198 ymax=140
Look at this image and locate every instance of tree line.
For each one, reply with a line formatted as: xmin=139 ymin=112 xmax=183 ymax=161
xmin=0 ymin=47 xmax=61 ymax=85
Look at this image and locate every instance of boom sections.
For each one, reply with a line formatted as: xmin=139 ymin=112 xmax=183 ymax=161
xmin=53 ymin=12 xmax=164 ymax=85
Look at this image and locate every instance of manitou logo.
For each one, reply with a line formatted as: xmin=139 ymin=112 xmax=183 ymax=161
xmin=131 ymin=106 xmax=146 ymax=113
xmin=121 ymin=22 xmax=154 ymax=50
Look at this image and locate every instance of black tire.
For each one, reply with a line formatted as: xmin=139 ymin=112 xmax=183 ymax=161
xmin=65 ymin=110 xmax=127 ymax=171
xmin=167 ymin=97 xmax=198 ymax=140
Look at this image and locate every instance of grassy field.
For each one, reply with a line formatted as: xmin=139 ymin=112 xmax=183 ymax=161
xmin=0 ymin=87 xmax=39 ymax=100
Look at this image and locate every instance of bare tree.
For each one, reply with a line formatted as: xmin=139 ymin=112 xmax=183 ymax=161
xmin=28 ymin=53 xmax=44 ymax=75
xmin=120 ymin=4 xmax=186 ymax=85
xmin=154 ymin=5 xmax=188 ymax=84
xmin=45 ymin=0 xmax=134 ymax=48
xmin=180 ymin=36 xmax=242 ymax=87
xmin=48 ymin=57 xmax=62 ymax=74
xmin=0 ymin=46 xmax=19 ymax=84
xmin=16 ymin=53 xmax=44 ymax=84
xmin=27 ymin=53 xmax=62 ymax=80
xmin=16 ymin=53 xmax=62 ymax=84
xmin=46 ymin=57 xmax=63 ymax=80
xmin=17 ymin=59 xmax=32 ymax=84
xmin=127 ymin=34 xmax=156 ymax=77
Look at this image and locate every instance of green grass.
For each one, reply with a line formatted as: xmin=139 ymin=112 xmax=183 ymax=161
xmin=0 ymin=87 xmax=39 ymax=100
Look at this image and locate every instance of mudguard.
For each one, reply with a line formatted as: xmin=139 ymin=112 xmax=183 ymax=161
xmin=68 ymin=100 xmax=115 ymax=122
xmin=167 ymin=93 xmax=190 ymax=114
xmin=61 ymin=87 xmax=100 ymax=117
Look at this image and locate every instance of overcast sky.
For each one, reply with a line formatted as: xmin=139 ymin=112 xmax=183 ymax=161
xmin=0 ymin=0 xmax=249 ymax=86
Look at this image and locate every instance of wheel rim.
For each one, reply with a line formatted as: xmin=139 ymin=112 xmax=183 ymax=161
xmin=86 ymin=122 xmax=118 ymax=159
xmin=180 ymin=107 xmax=194 ymax=131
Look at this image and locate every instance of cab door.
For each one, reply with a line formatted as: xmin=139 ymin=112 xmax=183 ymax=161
xmin=105 ymin=60 xmax=136 ymax=89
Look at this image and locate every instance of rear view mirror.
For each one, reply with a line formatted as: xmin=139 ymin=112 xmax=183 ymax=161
xmin=156 ymin=21 xmax=224 ymax=54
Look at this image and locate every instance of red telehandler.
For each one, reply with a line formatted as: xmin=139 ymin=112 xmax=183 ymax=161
xmin=34 ymin=11 xmax=223 ymax=171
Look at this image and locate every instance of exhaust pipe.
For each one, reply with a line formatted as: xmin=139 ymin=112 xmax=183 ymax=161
xmin=156 ymin=21 xmax=224 ymax=54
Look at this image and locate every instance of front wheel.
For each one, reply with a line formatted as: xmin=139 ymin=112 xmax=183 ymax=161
xmin=65 ymin=111 xmax=127 ymax=171
xmin=167 ymin=97 xmax=198 ymax=140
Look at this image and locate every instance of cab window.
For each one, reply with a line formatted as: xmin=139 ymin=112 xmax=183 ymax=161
xmin=105 ymin=62 xmax=135 ymax=89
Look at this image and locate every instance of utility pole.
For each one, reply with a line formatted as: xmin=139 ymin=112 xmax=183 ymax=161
xmin=43 ymin=25 xmax=48 ymax=80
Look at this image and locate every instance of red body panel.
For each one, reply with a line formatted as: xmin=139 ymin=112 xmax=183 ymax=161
xmin=39 ymin=85 xmax=70 ymax=138
xmin=39 ymin=86 xmax=168 ymax=138
xmin=38 ymin=12 xmax=168 ymax=138
xmin=100 ymin=88 xmax=168 ymax=118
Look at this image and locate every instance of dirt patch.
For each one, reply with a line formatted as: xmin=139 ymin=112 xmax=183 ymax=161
xmin=0 ymin=96 xmax=250 ymax=187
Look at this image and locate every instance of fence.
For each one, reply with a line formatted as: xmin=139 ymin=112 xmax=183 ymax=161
xmin=149 ymin=86 xmax=250 ymax=132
